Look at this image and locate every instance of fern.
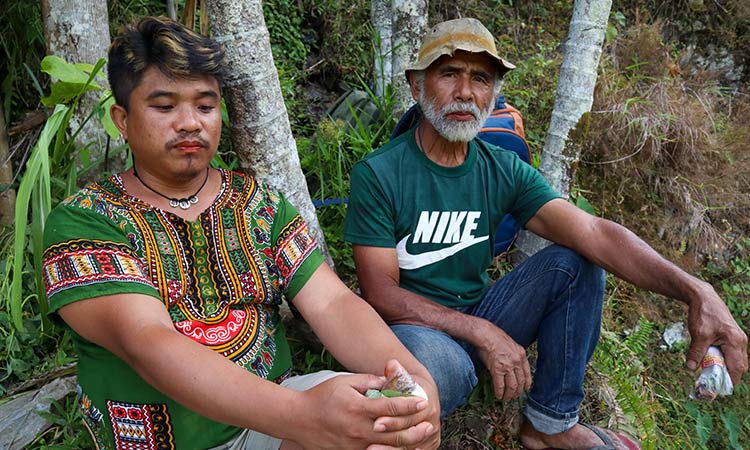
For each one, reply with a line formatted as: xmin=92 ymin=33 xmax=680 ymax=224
xmin=624 ymin=316 xmax=655 ymax=355
xmin=592 ymin=318 xmax=660 ymax=450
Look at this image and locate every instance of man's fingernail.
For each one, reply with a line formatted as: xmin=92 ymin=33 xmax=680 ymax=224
xmin=425 ymin=423 xmax=434 ymax=434
xmin=373 ymin=421 xmax=386 ymax=432
xmin=687 ymin=360 xmax=697 ymax=370
xmin=416 ymin=399 xmax=427 ymax=410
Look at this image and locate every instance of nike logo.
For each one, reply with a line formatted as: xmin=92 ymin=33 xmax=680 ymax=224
xmin=396 ymin=234 xmax=489 ymax=270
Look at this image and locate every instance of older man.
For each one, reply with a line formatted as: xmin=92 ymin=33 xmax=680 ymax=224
xmin=42 ymin=16 xmax=440 ymax=450
xmin=344 ymin=17 xmax=747 ymax=450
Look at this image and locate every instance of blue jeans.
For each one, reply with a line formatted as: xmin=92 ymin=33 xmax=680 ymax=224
xmin=391 ymin=245 xmax=605 ymax=434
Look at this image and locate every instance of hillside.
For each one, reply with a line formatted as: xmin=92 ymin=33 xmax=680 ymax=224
xmin=0 ymin=1 xmax=748 ymax=449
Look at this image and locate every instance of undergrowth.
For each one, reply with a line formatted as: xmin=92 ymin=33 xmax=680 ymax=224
xmin=2 ymin=2 xmax=749 ymax=450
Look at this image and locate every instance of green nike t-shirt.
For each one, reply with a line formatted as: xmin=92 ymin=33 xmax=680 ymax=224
xmin=344 ymin=130 xmax=560 ymax=308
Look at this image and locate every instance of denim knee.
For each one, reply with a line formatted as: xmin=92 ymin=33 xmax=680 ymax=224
xmin=538 ymin=244 xmax=605 ymax=306
xmin=391 ymin=324 xmax=477 ymax=419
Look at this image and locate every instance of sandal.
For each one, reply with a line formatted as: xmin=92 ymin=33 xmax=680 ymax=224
xmin=526 ymin=422 xmax=641 ymax=450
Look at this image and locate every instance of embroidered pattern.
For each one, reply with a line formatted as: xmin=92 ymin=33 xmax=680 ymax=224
xmin=44 ymin=170 xmax=320 ymax=447
xmin=275 ymin=215 xmax=317 ymax=288
xmin=43 ymin=240 xmax=151 ymax=298
xmin=78 ymin=386 xmax=106 ymax=450
xmin=107 ymin=401 xmax=175 ymax=450
xmin=45 ymin=171 xmax=316 ymax=379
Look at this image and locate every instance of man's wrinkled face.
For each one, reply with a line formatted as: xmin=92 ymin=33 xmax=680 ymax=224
xmin=414 ymin=51 xmax=497 ymax=142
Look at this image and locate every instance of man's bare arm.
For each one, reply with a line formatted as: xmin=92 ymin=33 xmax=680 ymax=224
xmin=58 ymin=283 xmax=437 ymax=450
xmin=353 ymin=245 xmax=531 ymax=400
xmin=59 ymin=294 xmax=301 ymax=436
xmin=292 ymin=263 xmax=441 ymax=449
xmin=526 ymin=198 xmax=748 ymax=384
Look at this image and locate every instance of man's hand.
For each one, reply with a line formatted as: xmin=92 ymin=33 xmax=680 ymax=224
xmin=686 ymin=283 xmax=748 ymax=385
xmin=294 ymin=372 xmax=436 ymax=450
xmin=369 ymin=360 xmax=441 ymax=450
xmin=474 ymin=320 xmax=532 ymax=400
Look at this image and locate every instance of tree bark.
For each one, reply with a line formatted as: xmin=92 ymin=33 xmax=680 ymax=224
xmin=206 ymin=0 xmax=332 ymax=266
xmin=390 ymin=0 xmax=428 ymax=118
xmin=41 ymin=0 xmax=122 ymax=173
xmin=371 ymin=0 xmax=393 ymax=99
xmin=515 ymin=0 xmax=612 ymax=258
xmin=0 ymin=103 xmax=15 ymax=226
xmin=167 ymin=0 xmax=177 ymax=20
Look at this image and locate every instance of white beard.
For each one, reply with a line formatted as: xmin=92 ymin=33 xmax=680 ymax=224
xmin=419 ymin=90 xmax=493 ymax=143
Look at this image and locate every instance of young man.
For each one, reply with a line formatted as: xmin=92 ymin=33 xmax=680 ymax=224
xmin=344 ymin=17 xmax=747 ymax=450
xmin=42 ymin=16 xmax=439 ymax=450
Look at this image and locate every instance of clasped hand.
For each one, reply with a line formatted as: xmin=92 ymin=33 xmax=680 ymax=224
xmin=475 ymin=321 xmax=532 ymax=401
xmin=293 ymin=369 xmax=440 ymax=450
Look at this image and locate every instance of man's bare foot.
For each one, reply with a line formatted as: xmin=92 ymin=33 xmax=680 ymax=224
xmin=519 ymin=420 xmax=631 ymax=450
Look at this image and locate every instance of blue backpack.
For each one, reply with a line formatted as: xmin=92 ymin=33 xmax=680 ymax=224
xmin=390 ymin=95 xmax=533 ymax=255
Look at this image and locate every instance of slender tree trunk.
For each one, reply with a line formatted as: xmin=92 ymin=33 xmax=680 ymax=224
xmin=372 ymin=0 xmax=393 ymax=99
xmin=372 ymin=0 xmax=427 ymax=117
xmin=391 ymin=0 xmax=428 ymax=118
xmin=515 ymin=0 xmax=612 ymax=258
xmin=167 ymin=0 xmax=177 ymax=20
xmin=41 ymin=0 xmax=122 ymax=174
xmin=0 ymin=103 xmax=15 ymax=226
xmin=206 ymin=0 xmax=332 ymax=266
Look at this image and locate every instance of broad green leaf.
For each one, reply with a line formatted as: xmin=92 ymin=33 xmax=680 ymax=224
xmin=575 ymin=193 xmax=596 ymax=215
xmin=696 ymin=409 xmax=713 ymax=445
xmin=42 ymin=81 xmax=99 ymax=106
xmin=41 ymin=55 xmax=100 ymax=87
xmin=73 ymin=62 xmax=97 ymax=73
xmin=720 ymin=409 xmax=742 ymax=450
xmin=614 ymin=11 xmax=627 ymax=26
xmin=606 ymin=24 xmax=618 ymax=44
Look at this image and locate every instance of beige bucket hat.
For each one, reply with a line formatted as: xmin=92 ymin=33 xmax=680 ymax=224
xmin=405 ymin=18 xmax=515 ymax=77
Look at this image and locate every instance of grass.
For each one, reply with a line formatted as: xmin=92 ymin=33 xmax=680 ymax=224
xmin=2 ymin=1 xmax=750 ymax=449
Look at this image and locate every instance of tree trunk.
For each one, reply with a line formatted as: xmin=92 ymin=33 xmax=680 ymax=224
xmin=372 ymin=0 xmax=427 ymax=117
xmin=41 ymin=0 xmax=122 ymax=174
xmin=206 ymin=0 xmax=332 ymax=266
xmin=372 ymin=0 xmax=393 ymax=99
xmin=167 ymin=0 xmax=177 ymax=20
xmin=515 ymin=0 xmax=612 ymax=258
xmin=390 ymin=0 xmax=428 ymax=118
xmin=0 ymin=103 xmax=15 ymax=226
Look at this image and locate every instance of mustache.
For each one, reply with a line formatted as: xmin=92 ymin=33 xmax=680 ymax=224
xmin=165 ymin=134 xmax=209 ymax=149
xmin=440 ymin=101 xmax=482 ymax=119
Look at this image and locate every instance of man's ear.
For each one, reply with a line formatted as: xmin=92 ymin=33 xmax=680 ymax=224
xmin=407 ymin=72 xmax=420 ymax=102
xmin=110 ymin=104 xmax=128 ymax=140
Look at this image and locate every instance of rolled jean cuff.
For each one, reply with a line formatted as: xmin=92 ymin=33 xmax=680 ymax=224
xmin=523 ymin=397 xmax=579 ymax=435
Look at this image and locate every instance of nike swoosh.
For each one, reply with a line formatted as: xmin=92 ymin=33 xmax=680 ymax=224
xmin=396 ymin=234 xmax=489 ymax=270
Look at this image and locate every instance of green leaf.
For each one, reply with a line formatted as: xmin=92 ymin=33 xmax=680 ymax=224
xmin=41 ymin=55 xmax=100 ymax=87
xmin=42 ymin=81 xmax=99 ymax=106
xmin=379 ymin=389 xmax=404 ymax=398
xmin=720 ymin=409 xmax=742 ymax=450
xmin=614 ymin=11 xmax=627 ymax=26
xmin=606 ymin=24 xmax=618 ymax=44
xmin=10 ymin=104 xmax=69 ymax=330
xmin=73 ymin=62 xmax=97 ymax=74
xmin=696 ymin=409 xmax=713 ymax=445
xmin=575 ymin=193 xmax=596 ymax=215
xmin=99 ymin=92 xmax=120 ymax=139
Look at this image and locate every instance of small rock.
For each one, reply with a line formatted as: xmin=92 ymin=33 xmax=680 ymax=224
xmin=0 ymin=376 xmax=76 ymax=450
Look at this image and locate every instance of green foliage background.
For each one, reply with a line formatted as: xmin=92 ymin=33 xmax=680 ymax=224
xmin=1 ymin=0 xmax=749 ymax=448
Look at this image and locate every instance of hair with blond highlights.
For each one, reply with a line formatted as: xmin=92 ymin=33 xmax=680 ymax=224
xmin=108 ymin=16 xmax=226 ymax=110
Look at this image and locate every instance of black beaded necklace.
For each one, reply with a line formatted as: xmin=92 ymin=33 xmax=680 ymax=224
xmin=132 ymin=166 xmax=209 ymax=210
